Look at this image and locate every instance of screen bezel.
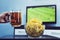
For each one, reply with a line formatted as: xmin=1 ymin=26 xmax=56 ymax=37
xmin=26 ymin=5 xmax=56 ymax=24
xmin=26 ymin=5 xmax=58 ymax=29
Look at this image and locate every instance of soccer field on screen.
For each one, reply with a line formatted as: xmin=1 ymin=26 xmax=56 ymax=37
xmin=27 ymin=7 xmax=55 ymax=22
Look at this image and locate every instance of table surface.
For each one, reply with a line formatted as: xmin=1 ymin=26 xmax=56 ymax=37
xmin=0 ymin=35 xmax=59 ymax=39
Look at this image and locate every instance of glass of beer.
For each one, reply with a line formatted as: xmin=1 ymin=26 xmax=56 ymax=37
xmin=10 ymin=11 xmax=21 ymax=27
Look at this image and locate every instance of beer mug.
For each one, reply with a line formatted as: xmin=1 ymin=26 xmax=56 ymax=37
xmin=10 ymin=11 xmax=21 ymax=27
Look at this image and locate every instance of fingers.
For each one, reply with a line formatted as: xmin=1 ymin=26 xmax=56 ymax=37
xmin=0 ymin=12 xmax=10 ymax=23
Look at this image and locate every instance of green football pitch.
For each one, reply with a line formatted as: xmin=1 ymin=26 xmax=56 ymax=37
xmin=27 ymin=7 xmax=55 ymax=22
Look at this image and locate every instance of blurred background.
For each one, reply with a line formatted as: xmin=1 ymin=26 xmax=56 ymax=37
xmin=0 ymin=0 xmax=60 ymax=38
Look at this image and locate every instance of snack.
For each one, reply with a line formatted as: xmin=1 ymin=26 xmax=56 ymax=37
xmin=25 ymin=19 xmax=45 ymax=37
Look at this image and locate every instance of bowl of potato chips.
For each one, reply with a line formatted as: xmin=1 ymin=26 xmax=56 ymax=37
xmin=25 ymin=19 xmax=45 ymax=37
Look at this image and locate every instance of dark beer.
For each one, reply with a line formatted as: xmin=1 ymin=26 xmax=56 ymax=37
xmin=10 ymin=12 xmax=21 ymax=27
